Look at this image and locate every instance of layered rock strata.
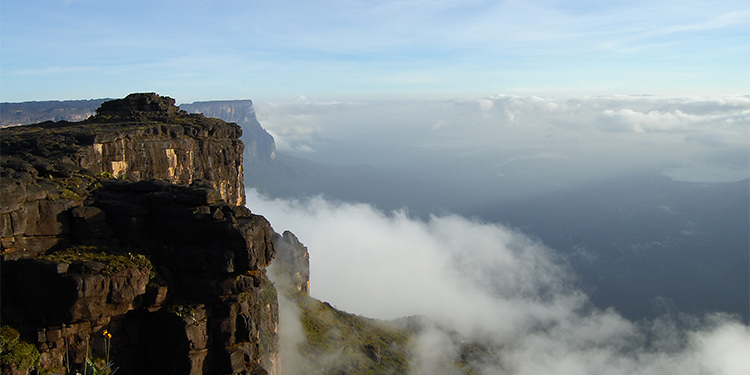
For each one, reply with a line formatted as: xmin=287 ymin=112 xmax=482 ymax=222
xmin=0 ymin=93 xmax=279 ymax=375
xmin=1 ymin=93 xmax=245 ymax=260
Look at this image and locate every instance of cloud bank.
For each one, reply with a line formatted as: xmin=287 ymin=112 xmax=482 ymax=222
xmin=249 ymin=189 xmax=749 ymax=375
xmin=256 ymin=95 xmax=750 ymax=185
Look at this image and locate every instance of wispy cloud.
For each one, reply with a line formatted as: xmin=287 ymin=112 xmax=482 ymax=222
xmin=249 ymin=189 xmax=750 ymax=375
xmin=1 ymin=0 xmax=747 ymax=101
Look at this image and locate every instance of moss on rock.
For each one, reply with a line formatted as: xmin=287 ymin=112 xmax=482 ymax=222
xmin=0 ymin=325 xmax=40 ymax=372
xmin=39 ymin=245 xmax=153 ymax=276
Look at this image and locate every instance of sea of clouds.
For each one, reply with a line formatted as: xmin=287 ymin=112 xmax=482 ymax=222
xmin=256 ymin=95 xmax=750 ymax=184
xmin=250 ymin=189 xmax=749 ymax=375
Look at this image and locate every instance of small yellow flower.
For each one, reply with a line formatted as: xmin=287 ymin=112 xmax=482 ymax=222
xmin=103 ymin=329 xmax=108 ymax=336
xmin=107 ymin=333 xmax=112 ymax=339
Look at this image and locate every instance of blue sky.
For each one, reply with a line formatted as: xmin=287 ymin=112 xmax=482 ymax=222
xmin=1 ymin=0 xmax=748 ymax=102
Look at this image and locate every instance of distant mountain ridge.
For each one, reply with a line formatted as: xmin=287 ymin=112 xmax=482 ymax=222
xmin=0 ymin=99 xmax=108 ymax=128
xmin=181 ymin=100 xmax=277 ymax=163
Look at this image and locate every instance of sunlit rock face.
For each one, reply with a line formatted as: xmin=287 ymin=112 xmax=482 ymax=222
xmin=0 ymin=93 xmax=279 ymax=375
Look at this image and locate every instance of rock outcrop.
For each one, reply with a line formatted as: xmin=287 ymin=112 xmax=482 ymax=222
xmin=1 ymin=93 xmax=246 ymax=260
xmin=271 ymin=231 xmax=310 ymax=295
xmin=0 ymin=93 xmax=279 ymax=375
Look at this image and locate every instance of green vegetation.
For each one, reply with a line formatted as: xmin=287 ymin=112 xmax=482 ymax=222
xmin=0 ymin=325 xmax=41 ymax=372
xmin=282 ymin=289 xmax=499 ymax=375
xmin=81 ymin=357 xmax=119 ymax=375
xmin=259 ymin=278 xmax=278 ymax=307
xmin=36 ymin=170 xmax=113 ymax=202
xmin=290 ymin=291 xmax=411 ymax=375
xmin=166 ymin=303 xmax=205 ymax=322
xmin=258 ymin=279 xmax=278 ymax=356
xmin=40 ymin=246 xmax=153 ymax=277
xmin=53 ymin=170 xmax=123 ymax=201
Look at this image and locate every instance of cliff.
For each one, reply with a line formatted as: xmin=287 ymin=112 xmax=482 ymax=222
xmin=180 ymin=100 xmax=276 ymax=163
xmin=271 ymin=231 xmax=310 ymax=295
xmin=0 ymin=93 xmax=279 ymax=375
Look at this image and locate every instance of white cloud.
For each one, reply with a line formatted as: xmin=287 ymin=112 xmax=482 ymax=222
xmin=257 ymin=94 xmax=749 ymax=183
xmin=477 ymin=98 xmax=494 ymax=112
xmin=694 ymin=319 xmax=750 ymax=375
xmin=248 ymin=189 xmax=750 ymax=375
xmin=594 ymin=107 xmax=740 ymax=133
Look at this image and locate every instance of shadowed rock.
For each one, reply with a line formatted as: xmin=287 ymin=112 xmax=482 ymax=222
xmin=0 ymin=93 xmax=279 ymax=375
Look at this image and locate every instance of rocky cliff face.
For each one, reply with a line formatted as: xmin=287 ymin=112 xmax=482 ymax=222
xmin=1 ymin=93 xmax=247 ymax=260
xmin=180 ymin=100 xmax=276 ymax=163
xmin=0 ymin=93 xmax=279 ymax=375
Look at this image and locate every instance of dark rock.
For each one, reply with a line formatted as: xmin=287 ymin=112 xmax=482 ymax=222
xmin=232 ymin=206 xmax=252 ymax=218
xmin=0 ymin=178 xmax=26 ymax=214
xmin=68 ymin=260 xmax=107 ymax=274
xmin=3 ymin=236 xmax=68 ymax=260
xmin=16 ymin=258 xmax=70 ymax=274
xmin=1 ymin=213 xmax=13 ymax=237
xmin=0 ymin=93 xmax=279 ymax=375
xmin=95 ymin=93 xmax=180 ymax=122
xmin=71 ymin=206 xmax=105 ymax=222
xmin=10 ymin=201 xmax=39 ymax=236
xmin=147 ymin=191 xmax=176 ymax=204
xmin=25 ymin=182 xmax=47 ymax=201
xmin=35 ymin=199 xmax=78 ymax=236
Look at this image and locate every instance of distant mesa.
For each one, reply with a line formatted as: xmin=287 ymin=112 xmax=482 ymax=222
xmin=0 ymin=98 xmax=106 ymax=128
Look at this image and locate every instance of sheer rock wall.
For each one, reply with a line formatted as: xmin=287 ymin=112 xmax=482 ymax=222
xmin=0 ymin=93 xmax=279 ymax=375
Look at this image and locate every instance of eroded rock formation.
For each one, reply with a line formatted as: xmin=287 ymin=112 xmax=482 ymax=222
xmin=1 ymin=93 xmax=246 ymax=260
xmin=271 ymin=231 xmax=310 ymax=295
xmin=0 ymin=93 xmax=279 ymax=375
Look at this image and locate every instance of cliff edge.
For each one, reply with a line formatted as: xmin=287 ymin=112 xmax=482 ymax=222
xmin=0 ymin=93 xmax=279 ymax=375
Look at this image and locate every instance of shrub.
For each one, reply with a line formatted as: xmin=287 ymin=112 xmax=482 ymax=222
xmin=0 ymin=325 xmax=41 ymax=372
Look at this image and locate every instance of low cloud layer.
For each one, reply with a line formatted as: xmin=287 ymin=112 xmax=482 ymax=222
xmin=249 ymin=189 xmax=749 ymax=375
xmin=256 ymin=95 xmax=750 ymax=184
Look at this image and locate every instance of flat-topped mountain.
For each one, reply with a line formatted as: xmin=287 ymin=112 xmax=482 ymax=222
xmin=0 ymin=99 xmax=106 ymax=128
xmin=1 ymin=93 xmax=278 ymax=375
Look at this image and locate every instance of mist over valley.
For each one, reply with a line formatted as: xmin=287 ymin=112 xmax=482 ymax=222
xmin=244 ymin=94 xmax=749 ymax=374
xmin=246 ymin=95 xmax=749 ymax=322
